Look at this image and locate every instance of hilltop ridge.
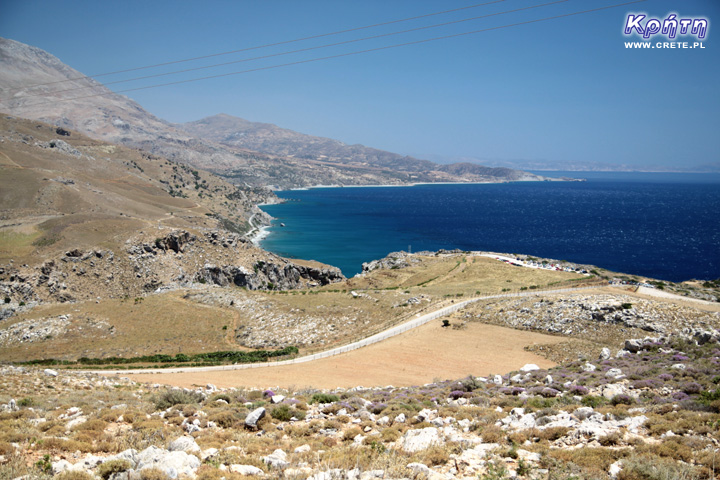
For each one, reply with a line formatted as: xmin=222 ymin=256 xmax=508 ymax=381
xmin=1 ymin=37 xmax=564 ymax=189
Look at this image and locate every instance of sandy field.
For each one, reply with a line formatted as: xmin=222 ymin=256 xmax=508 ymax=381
xmin=126 ymin=322 xmax=564 ymax=390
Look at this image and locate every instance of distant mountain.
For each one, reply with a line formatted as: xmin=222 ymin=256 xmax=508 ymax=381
xmin=181 ymin=114 xmax=554 ymax=182
xmin=0 ymin=37 xmax=561 ymax=188
xmin=0 ymin=37 xmax=260 ymax=173
xmin=182 ymin=114 xmax=437 ymax=172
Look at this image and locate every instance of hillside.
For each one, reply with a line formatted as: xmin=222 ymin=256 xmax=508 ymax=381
xmin=1 ymin=38 xmax=560 ymax=189
xmin=0 ymin=252 xmax=719 ymax=480
xmin=0 ymin=115 xmax=343 ymax=313
xmin=182 ymin=114 xmax=555 ymax=183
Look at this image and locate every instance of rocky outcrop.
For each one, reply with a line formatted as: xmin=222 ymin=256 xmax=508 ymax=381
xmin=195 ymin=259 xmax=343 ymax=291
xmin=362 ymin=251 xmax=418 ymax=273
xmin=0 ymin=228 xmax=344 ymax=316
xmin=471 ymin=294 xmax=720 ymax=339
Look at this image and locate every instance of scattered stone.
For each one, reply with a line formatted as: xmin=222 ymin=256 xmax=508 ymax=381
xmin=168 ymin=436 xmax=200 ymax=453
xmin=583 ymin=362 xmax=597 ymax=372
xmin=402 ymin=427 xmax=440 ymax=453
xmin=230 ymin=464 xmax=264 ymax=475
xmin=263 ymin=448 xmax=289 ymax=469
xmin=245 ymin=407 xmax=265 ymax=429
xmin=135 ymin=445 xmax=201 ymax=479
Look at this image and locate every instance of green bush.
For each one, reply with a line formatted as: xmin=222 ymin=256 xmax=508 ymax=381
xmin=309 ymin=393 xmax=339 ymax=404
xmin=581 ymin=395 xmax=605 ymax=408
xmin=270 ymin=404 xmax=305 ymax=421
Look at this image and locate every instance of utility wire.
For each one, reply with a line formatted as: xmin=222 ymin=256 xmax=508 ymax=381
xmin=6 ymin=0 xmax=509 ymax=92
xmin=22 ymin=0 xmax=647 ymax=108
xmin=19 ymin=0 xmax=574 ymax=99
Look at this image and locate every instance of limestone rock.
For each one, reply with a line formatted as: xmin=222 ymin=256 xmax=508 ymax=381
xmin=245 ymin=407 xmax=265 ymax=429
xmin=520 ymin=364 xmax=540 ymax=372
xmin=401 ymin=427 xmax=440 ymax=453
xmin=168 ymin=436 xmax=200 ymax=453
xmin=263 ymin=448 xmax=289 ymax=469
xmin=135 ymin=446 xmax=201 ymax=479
xmin=230 ymin=464 xmax=264 ymax=475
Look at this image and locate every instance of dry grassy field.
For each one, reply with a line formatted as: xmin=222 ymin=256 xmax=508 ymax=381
xmin=128 ymin=322 xmax=565 ymax=389
xmin=0 ymin=253 xmax=587 ymax=363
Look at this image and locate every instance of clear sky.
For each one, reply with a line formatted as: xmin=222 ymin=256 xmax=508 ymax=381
xmin=2 ymin=0 xmax=718 ymax=170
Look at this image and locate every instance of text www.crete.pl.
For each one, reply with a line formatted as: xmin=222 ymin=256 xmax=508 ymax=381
xmin=625 ymin=42 xmax=705 ymax=49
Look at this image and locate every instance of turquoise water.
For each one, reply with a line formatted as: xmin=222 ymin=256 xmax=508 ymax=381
xmin=259 ymin=173 xmax=720 ymax=281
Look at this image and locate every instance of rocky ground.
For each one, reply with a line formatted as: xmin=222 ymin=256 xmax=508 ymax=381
xmin=0 ymin=228 xmax=344 ymax=314
xmin=456 ymin=293 xmax=720 ymax=364
xmin=1 ymin=332 xmax=719 ymax=480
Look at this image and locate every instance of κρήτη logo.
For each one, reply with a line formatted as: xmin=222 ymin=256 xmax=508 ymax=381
xmin=624 ymin=12 xmax=709 ymax=40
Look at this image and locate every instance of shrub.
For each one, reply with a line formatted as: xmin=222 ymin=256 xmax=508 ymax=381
xmin=343 ymin=426 xmax=363 ymax=441
xmin=140 ymin=468 xmax=171 ymax=480
xmin=270 ymin=404 xmax=305 ymax=421
xmin=581 ymin=395 xmax=605 ymax=408
xmin=56 ymin=471 xmax=96 ymax=480
xmin=381 ymin=427 xmax=402 ymax=442
xmin=209 ymin=393 xmax=231 ymax=404
xmin=154 ymin=389 xmax=204 ymax=410
xmin=309 ymin=393 xmax=339 ymax=404
xmin=97 ymin=459 xmax=132 ymax=479
xmin=568 ymin=385 xmax=589 ymax=396
xmin=449 ymin=390 xmax=465 ymax=400
xmin=681 ymin=382 xmax=702 ymax=395
xmin=208 ymin=411 xmax=238 ymax=428
xmin=611 ymin=394 xmax=635 ymax=406
xmin=421 ymin=445 xmax=450 ymax=466
xmin=618 ymin=454 xmax=701 ymax=480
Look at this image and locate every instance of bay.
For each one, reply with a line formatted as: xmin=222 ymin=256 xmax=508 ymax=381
xmin=259 ymin=172 xmax=720 ymax=282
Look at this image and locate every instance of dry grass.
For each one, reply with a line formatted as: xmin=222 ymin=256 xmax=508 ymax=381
xmin=0 ymin=292 xmax=237 ymax=362
xmin=128 ymin=322 xmax=564 ymax=389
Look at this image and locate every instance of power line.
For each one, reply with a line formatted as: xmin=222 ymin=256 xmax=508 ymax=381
xmin=21 ymin=0 xmax=647 ymax=108
xmin=6 ymin=0 xmax=509 ymax=92
xmin=19 ymin=0 xmax=574 ymax=99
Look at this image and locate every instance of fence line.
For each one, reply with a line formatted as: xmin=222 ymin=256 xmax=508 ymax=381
xmin=91 ymin=285 xmax=605 ymax=375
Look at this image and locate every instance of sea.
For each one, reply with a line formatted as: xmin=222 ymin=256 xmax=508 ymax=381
xmin=259 ymin=172 xmax=720 ymax=282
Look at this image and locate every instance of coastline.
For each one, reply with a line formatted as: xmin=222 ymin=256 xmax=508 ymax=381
xmin=277 ymin=177 xmax=581 ymax=192
xmin=249 ymin=225 xmax=271 ymax=246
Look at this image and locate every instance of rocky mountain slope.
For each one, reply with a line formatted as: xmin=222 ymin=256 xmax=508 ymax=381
xmin=0 ymin=115 xmax=343 ymax=318
xmin=1 ymin=37 xmax=560 ymax=189
xmin=0 ymin=38 xmax=263 ymax=177
xmin=182 ymin=113 xmax=555 ymax=183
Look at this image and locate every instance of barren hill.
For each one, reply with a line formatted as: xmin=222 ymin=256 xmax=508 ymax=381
xmin=182 ymin=113 xmax=553 ymax=182
xmin=1 ymin=37 xmax=558 ymax=189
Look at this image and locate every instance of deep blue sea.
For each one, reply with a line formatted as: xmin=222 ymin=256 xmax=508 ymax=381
xmin=259 ymin=172 xmax=720 ymax=282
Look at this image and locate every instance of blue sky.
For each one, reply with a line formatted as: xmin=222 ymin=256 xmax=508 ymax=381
xmin=2 ymin=0 xmax=718 ymax=170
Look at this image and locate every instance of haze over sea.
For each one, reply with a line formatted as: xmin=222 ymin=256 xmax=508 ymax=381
xmin=260 ymin=172 xmax=720 ymax=282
